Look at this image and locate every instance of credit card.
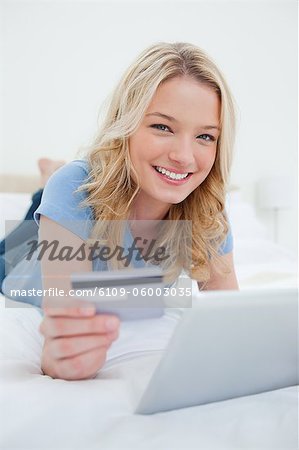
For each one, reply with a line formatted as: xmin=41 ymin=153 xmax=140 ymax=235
xmin=71 ymin=267 xmax=166 ymax=320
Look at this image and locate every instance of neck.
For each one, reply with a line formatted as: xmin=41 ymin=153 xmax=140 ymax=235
xmin=129 ymin=196 xmax=170 ymax=222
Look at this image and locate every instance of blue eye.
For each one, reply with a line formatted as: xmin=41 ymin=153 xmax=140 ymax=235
xmin=151 ymin=124 xmax=171 ymax=132
xmin=198 ymin=134 xmax=215 ymax=142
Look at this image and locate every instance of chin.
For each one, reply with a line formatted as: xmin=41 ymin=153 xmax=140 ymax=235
xmin=159 ymin=195 xmax=188 ymax=205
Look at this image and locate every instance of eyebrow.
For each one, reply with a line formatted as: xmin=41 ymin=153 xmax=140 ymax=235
xmin=145 ymin=112 xmax=220 ymax=131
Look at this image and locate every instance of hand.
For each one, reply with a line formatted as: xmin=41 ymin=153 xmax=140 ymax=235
xmin=39 ymin=302 xmax=120 ymax=380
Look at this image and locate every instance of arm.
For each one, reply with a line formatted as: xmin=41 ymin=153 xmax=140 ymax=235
xmin=39 ymin=216 xmax=120 ymax=380
xmin=198 ymin=252 xmax=239 ymax=291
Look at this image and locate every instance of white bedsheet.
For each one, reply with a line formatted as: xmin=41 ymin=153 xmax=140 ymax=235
xmin=0 ymin=285 xmax=298 ymax=450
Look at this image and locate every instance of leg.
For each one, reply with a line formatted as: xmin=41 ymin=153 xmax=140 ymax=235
xmin=23 ymin=188 xmax=43 ymax=220
xmin=0 ymin=189 xmax=42 ymax=256
xmin=0 ymin=255 xmax=5 ymax=294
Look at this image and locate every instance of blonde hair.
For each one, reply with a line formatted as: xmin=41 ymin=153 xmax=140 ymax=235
xmin=79 ymin=42 xmax=236 ymax=285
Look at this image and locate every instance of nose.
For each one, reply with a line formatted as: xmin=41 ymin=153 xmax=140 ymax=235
xmin=167 ymin=137 xmax=196 ymax=170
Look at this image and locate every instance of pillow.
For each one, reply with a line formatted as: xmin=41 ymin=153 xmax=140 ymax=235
xmin=226 ymin=191 xmax=267 ymax=240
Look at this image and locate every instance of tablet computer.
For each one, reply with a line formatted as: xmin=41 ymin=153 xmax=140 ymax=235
xmin=135 ymin=288 xmax=298 ymax=414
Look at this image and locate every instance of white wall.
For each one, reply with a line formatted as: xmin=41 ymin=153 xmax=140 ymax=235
xmin=1 ymin=0 xmax=297 ymax=253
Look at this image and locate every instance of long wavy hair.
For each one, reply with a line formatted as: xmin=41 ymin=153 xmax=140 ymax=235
xmin=79 ymin=42 xmax=236 ymax=285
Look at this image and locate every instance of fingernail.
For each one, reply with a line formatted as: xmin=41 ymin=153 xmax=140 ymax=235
xmin=105 ymin=317 xmax=119 ymax=331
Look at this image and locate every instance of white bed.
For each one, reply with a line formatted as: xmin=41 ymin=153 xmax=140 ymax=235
xmin=0 ymin=188 xmax=297 ymax=449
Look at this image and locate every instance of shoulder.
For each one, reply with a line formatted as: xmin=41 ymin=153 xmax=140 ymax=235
xmin=40 ymin=159 xmax=90 ymax=201
xmin=34 ymin=159 xmax=94 ymax=238
xmin=219 ymin=224 xmax=233 ymax=255
xmin=46 ymin=159 xmax=90 ymax=185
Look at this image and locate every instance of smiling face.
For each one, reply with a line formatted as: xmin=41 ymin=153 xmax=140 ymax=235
xmin=128 ymin=75 xmax=221 ymax=220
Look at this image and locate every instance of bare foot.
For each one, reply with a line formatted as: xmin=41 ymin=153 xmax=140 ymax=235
xmin=38 ymin=158 xmax=66 ymax=187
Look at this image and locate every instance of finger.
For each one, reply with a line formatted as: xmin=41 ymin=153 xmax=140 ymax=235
xmin=39 ymin=314 xmax=120 ymax=338
xmin=107 ymin=328 xmax=119 ymax=341
xmin=53 ymin=346 xmax=108 ymax=380
xmin=42 ymin=297 xmax=96 ymax=317
xmin=48 ymin=333 xmax=117 ymax=359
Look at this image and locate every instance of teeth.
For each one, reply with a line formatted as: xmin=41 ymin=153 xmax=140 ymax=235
xmin=155 ymin=166 xmax=189 ymax=180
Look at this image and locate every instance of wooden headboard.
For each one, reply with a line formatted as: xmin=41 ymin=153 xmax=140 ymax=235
xmin=0 ymin=174 xmax=40 ymax=193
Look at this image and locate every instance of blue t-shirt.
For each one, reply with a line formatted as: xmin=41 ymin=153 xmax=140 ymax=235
xmin=2 ymin=160 xmax=233 ymax=308
xmin=34 ymin=160 xmax=93 ymax=241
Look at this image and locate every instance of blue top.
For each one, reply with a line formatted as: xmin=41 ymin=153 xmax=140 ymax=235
xmin=34 ymin=160 xmax=94 ymax=241
xmin=2 ymin=160 xmax=233 ymax=309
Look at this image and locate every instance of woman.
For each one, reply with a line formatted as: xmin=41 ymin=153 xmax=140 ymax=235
xmin=5 ymin=42 xmax=239 ymax=380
